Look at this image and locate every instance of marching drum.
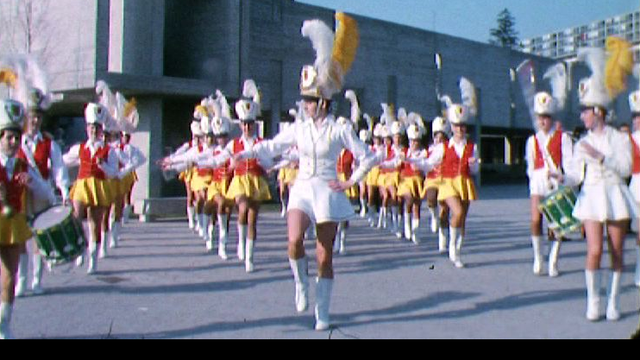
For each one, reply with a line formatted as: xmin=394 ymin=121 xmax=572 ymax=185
xmin=31 ymin=205 xmax=87 ymax=265
xmin=538 ymin=186 xmax=582 ymax=238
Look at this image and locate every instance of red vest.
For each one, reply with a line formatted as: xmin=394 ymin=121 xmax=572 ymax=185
xmin=195 ymin=145 xmax=214 ymax=177
xmin=379 ymin=144 xmax=403 ymax=174
xmin=441 ymin=140 xmax=474 ymax=178
xmin=400 ymin=148 xmax=423 ymax=177
xmin=533 ymin=130 xmax=563 ymax=170
xmin=232 ymin=138 xmax=265 ymax=176
xmin=426 ymin=146 xmax=442 ymax=179
xmin=337 ymin=149 xmax=354 ymax=176
xmin=631 ymin=134 xmax=640 ymax=175
xmin=213 ymin=147 xmax=232 ymax=182
xmin=0 ymin=158 xmax=28 ymax=213
xmin=77 ymin=143 xmax=110 ymax=180
xmin=17 ymin=136 xmax=52 ymax=180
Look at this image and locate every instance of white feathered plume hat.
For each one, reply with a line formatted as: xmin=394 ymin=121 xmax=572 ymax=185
xmin=300 ymin=12 xmax=359 ymax=100
xmin=534 ymin=63 xmax=567 ymax=116
xmin=193 ymin=98 xmax=212 ymax=135
xmin=0 ymin=55 xmax=52 ymax=114
xmin=116 ymin=92 xmax=139 ymax=135
xmin=431 ymin=116 xmax=450 ymax=138
xmin=406 ymin=112 xmax=426 ymax=140
xmin=379 ymin=103 xmax=395 ymax=138
xmin=212 ymin=90 xmax=232 ymax=135
xmin=577 ymin=48 xmax=611 ymax=109
xmin=359 ymin=113 xmax=373 ymax=142
xmin=344 ymin=89 xmax=361 ymax=127
xmin=235 ymin=79 xmax=261 ymax=122
xmin=391 ymin=107 xmax=407 ymax=135
xmin=441 ymin=77 xmax=477 ymax=125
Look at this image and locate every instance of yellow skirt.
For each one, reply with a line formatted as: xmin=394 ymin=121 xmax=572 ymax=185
xmin=120 ymin=171 xmax=137 ymax=193
xmin=225 ymin=174 xmax=272 ymax=202
xmin=437 ymin=176 xmax=477 ymax=202
xmin=365 ymin=166 xmax=380 ymax=187
xmin=420 ymin=177 xmax=445 ymax=198
xmin=338 ymin=172 xmax=359 ymax=199
xmin=278 ymin=168 xmax=298 ymax=185
xmin=378 ymin=171 xmax=400 ymax=188
xmin=70 ymin=177 xmax=114 ymax=207
xmin=106 ymin=178 xmax=125 ymax=199
xmin=207 ymin=178 xmax=232 ymax=201
xmin=179 ymin=167 xmax=195 ymax=183
xmin=0 ymin=213 xmax=32 ymax=246
xmin=190 ymin=172 xmax=213 ymax=192
xmin=397 ymin=175 xmax=424 ymax=198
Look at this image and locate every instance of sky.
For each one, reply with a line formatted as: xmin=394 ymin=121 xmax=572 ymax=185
xmin=297 ymin=0 xmax=639 ymax=44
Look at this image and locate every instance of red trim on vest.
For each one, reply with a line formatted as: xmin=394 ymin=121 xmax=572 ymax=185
xmin=17 ymin=137 xmax=53 ymax=180
xmin=440 ymin=140 xmax=474 ymax=178
xmin=400 ymin=148 xmax=423 ymax=177
xmin=631 ymin=134 xmax=640 ymax=175
xmin=232 ymin=138 xmax=265 ymax=176
xmin=337 ymin=149 xmax=354 ymax=177
xmin=533 ymin=130 xmax=563 ymax=170
xmin=77 ymin=143 xmax=110 ymax=180
xmin=0 ymin=158 xmax=28 ymax=212
xmin=426 ymin=146 xmax=442 ymax=179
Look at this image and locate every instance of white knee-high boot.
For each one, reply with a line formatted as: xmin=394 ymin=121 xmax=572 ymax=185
xmin=585 ymin=270 xmax=601 ymax=321
xmin=606 ymin=271 xmax=622 ymax=321
xmin=359 ymin=198 xmax=367 ymax=218
xmin=217 ymin=214 xmax=228 ymax=260
xmin=428 ymin=207 xmax=438 ymax=233
xmin=87 ymin=240 xmax=98 ymax=275
xmin=31 ymin=254 xmax=44 ymax=294
xmin=411 ymin=217 xmax=420 ymax=244
xmin=187 ymin=206 xmax=196 ymax=230
xmin=449 ymin=227 xmax=464 ymax=268
xmin=245 ymin=238 xmax=255 ymax=273
xmin=391 ymin=206 xmax=401 ymax=238
xmin=99 ymin=230 xmax=109 ymax=259
xmin=438 ymin=227 xmax=448 ymax=253
xmin=237 ymin=224 xmax=247 ymax=260
xmin=315 ymin=277 xmax=334 ymax=331
xmin=548 ymin=240 xmax=561 ymax=277
xmin=0 ymin=302 xmax=13 ymax=339
xmin=403 ymin=209 xmax=412 ymax=240
xmin=15 ymin=254 xmax=28 ymax=297
xmin=109 ymin=221 xmax=121 ymax=249
xmin=289 ymin=257 xmax=309 ymax=312
xmin=531 ymin=236 xmax=544 ymax=275
xmin=378 ymin=207 xmax=386 ymax=229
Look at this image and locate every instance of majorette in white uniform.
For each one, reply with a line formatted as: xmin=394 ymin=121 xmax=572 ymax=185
xmin=629 ymin=89 xmax=640 ymax=288
xmin=357 ymin=113 xmax=374 ymax=219
xmin=238 ymin=13 xmax=374 ymax=331
xmin=561 ymin=40 xmax=637 ymax=321
xmin=523 ymin=63 xmax=573 ymax=277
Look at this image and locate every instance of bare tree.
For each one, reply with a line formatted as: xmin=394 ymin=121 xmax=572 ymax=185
xmin=0 ymin=0 xmax=54 ymax=64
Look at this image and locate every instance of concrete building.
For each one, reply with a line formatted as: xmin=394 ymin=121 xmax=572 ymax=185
xmin=522 ymin=11 xmax=640 ymax=60
xmin=1 ymin=0 xmax=565 ymax=215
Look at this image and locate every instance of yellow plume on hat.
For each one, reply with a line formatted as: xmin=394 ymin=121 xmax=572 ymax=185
xmin=124 ymin=97 xmax=137 ymax=117
xmin=0 ymin=68 xmax=17 ymax=88
xmin=332 ymin=12 xmax=359 ymax=74
xmin=605 ymin=36 xmax=634 ymax=98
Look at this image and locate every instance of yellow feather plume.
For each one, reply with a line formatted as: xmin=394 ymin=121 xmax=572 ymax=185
xmin=0 ymin=68 xmax=18 ymax=88
xmin=605 ymin=36 xmax=634 ymax=98
xmin=124 ymin=97 xmax=137 ymax=117
xmin=332 ymin=12 xmax=359 ymax=74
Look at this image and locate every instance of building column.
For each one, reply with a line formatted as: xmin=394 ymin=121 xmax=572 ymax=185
xmin=131 ymin=97 xmax=164 ymax=217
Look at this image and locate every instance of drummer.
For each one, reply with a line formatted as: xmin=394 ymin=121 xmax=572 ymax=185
xmin=559 ymin=44 xmax=636 ymax=321
xmin=15 ymin=78 xmax=70 ymax=295
xmin=0 ymin=99 xmax=55 ymax=339
xmin=525 ymin=90 xmax=573 ymax=277
xmin=63 ymin=102 xmax=119 ymax=275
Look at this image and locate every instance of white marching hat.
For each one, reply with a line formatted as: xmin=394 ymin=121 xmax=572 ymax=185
xmin=630 ymin=90 xmax=640 ymax=115
xmin=235 ymin=79 xmax=261 ymax=122
xmin=443 ymin=77 xmax=477 ymax=125
xmin=431 ymin=116 xmax=449 ymax=136
xmin=0 ymin=99 xmax=25 ymax=132
xmin=85 ymin=102 xmax=108 ymax=126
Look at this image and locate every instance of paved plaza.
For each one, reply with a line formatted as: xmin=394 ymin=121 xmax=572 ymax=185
xmin=9 ymin=185 xmax=640 ymax=339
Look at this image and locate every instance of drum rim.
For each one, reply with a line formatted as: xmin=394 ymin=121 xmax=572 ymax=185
xmin=31 ymin=205 xmax=74 ymax=229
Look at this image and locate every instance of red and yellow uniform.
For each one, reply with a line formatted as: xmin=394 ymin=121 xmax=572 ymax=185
xmin=69 ymin=143 xmax=114 ymax=207
xmin=437 ymin=140 xmax=477 ymax=202
xmin=0 ymin=158 xmax=32 ymax=246
xmin=225 ymin=137 xmax=271 ymax=202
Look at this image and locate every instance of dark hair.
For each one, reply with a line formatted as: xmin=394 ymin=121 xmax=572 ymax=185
xmin=0 ymin=126 xmax=23 ymax=139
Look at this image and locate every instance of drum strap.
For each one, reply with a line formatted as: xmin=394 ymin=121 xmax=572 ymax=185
xmin=537 ymin=133 xmax=562 ymax=190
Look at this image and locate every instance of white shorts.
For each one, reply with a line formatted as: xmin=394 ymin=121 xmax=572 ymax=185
xmin=288 ymin=177 xmax=355 ymax=224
